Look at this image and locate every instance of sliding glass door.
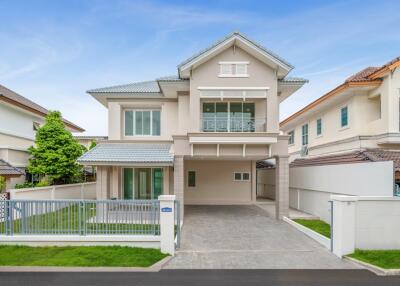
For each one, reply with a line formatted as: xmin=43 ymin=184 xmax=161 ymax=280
xmin=123 ymin=168 xmax=163 ymax=200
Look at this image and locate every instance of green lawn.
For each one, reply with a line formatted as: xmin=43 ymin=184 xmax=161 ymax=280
xmin=0 ymin=245 xmax=168 ymax=267
xmin=348 ymin=249 xmax=400 ymax=269
xmin=293 ymin=219 xmax=331 ymax=238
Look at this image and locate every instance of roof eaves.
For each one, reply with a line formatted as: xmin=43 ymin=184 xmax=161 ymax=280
xmin=177 ymin=31 xmax=294 ymax=71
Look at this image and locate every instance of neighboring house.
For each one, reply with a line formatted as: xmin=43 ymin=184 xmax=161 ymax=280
xmin=281 ymin=57 xmax=400 ymax=162
xmin=0 ymin=84 xmax=84 ymax=188
xmin=74 ymin=135 xmax=108 ymax=148
xmin=78 ymin=32 xmax=307 ymax=219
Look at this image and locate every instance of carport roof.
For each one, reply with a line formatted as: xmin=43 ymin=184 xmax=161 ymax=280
xmin=77 ymin=143 xmax=174 ymax=166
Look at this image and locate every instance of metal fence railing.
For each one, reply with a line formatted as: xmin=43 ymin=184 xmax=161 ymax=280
xmin=201 ymin=117 xmax=266 ymax=132
xmin=0 ymin=200 xmax=160 ymax=236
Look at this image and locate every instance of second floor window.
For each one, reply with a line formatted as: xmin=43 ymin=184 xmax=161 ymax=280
xmin=316 ymin=118 xmax=322 ymax=136
xmin=341 ymin=106 xmax=348 ymax=128
xmin=125 ymin=110 xmax=160 ymax=136
xmin=302 ymin=124 xmax=308 ymax=146
xmin=288 ymin=130 xmax=294 ymax=145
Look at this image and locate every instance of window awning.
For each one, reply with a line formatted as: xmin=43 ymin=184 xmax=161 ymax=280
xmin=77 ymin=143 xmax=174 ymax=166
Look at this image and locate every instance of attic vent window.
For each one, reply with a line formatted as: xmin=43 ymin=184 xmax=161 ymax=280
xmin=219 ymin=61 xmax=249 ymax=78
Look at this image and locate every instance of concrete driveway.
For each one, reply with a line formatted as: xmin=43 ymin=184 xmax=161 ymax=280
xmin=165 ymin=205 xmax=359 ymax=269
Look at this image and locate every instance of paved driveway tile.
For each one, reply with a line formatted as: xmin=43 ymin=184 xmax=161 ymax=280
xmin=165 ymin=205 xmax=360 ymax=269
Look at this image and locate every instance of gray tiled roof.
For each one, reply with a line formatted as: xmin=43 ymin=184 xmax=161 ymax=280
xmin=156 ymin=75 xmax=188 ymax=82
xmin=77 ymin=143 xmax=173 ymax=165
xmin=0 ymin=159 xmax=24 ymax=176
xmin=87 ymin=80 xmax=161 ymax=93
xmin=279 ymin=77 xmax=309 ymax=84
xmin=178 ymin=31 xmax=294 ymax=69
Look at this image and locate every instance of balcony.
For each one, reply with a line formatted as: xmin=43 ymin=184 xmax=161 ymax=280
xmin=201 ymin=117 xmax=266 ymax=133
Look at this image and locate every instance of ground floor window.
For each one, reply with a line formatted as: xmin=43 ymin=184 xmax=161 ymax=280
xmin=123 ymin=167 xmax=163 ymax=199
xmin=234 ymin=172 xmax=250 ymax=181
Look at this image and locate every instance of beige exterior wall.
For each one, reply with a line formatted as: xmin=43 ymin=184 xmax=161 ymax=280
xmin=189 ymin=46 xmax=278 ymax=133
xmin=108 ymin=99 xmax=179 ymax=141
xmin=284 ymin=68 xmax=400 ymax=159
xmin=184 ymin=160 xmax=253 ymax=204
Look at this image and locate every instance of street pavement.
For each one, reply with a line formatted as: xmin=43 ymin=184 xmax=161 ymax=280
xmin=0 ymin=270 xmax=399 ymax=286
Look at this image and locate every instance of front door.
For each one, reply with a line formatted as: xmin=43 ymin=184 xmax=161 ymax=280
xmin=135 ymin=168 xmax=152 ymax=199
xmin=123 ymin=168 xmax=163 ymax=200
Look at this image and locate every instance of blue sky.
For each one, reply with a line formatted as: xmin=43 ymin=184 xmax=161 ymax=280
xmin=1 ymin=0 xmax=399 ymax=135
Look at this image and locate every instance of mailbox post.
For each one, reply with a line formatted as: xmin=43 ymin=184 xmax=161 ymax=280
xmin=159 ymin=195 xmax=176 ymax=255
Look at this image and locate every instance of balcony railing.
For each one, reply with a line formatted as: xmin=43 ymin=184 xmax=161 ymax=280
xmin=201 ymin=117 xmax=266 ymax=132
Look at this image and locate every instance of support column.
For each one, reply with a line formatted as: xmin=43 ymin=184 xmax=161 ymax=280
xmin=251 ymin=160 xmax=257 ymax=202
xmin=96 ymin=166 xmax=110 ymax=199
xmin=163 ymin=167 xmax=170 ymax=195
xmin=110 ymin=166 xmax=120 ymax=199
xmin=173 ymin=156 xmax=184 ymax=220
xmin=275 ymin=156 xmax=289 ymax=219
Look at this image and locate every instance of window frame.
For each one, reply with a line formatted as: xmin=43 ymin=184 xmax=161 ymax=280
xmin=233 ymin=172 xmax=250 ymax=182
xmin=218 ymin=61 xmax=249 ymax=78
xmin=124 ymin=109 xmax=161 ymax=137
xmin=301 ymin=124 xmax=309 ymax=146
xmin=288 ymin=130 xmax=295 ymax=145
xmin=340 ymin=106 xmax=349 ymax=128
xmin=188 ymin=171 xmax=196 ymax=187
xmin=316 ymin=118 xmax=322 ymax=137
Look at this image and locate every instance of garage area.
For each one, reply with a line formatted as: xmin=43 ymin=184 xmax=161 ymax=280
xmin=184 ymin=160 xmax=255 ymax=205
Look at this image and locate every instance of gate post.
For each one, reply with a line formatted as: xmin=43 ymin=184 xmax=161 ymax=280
xmin=331 ymin=195 xmax=356 ymax=257
xmin=159 ymin=195 xmax=176 ymax=255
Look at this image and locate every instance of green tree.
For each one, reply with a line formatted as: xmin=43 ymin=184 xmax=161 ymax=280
xmin=27 ymin=111 xmax=85 ymax=185
xmin=0 ymin=176 xmax=6 ymax=192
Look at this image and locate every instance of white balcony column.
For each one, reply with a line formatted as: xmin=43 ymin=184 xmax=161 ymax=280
xmin=275 ymin=156 xmax=289 ymax=219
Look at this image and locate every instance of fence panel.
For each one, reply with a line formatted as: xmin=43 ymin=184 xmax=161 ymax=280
xmin=0 ymin=199 xmax=160 ymax=236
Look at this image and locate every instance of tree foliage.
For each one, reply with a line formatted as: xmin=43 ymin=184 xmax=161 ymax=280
xmin=27 ymin=111 xmax=85 ymax=185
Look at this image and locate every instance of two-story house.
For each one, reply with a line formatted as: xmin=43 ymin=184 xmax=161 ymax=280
xmin=78 ymin=32 xmax=307 ymax=219
xmin=0 ymin=84 xmax=84 ymax=188
xmin=280 ymin=57 xmax=400 ymax=184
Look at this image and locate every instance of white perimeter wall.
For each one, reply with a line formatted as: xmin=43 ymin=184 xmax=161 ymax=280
xmin=9 ymin=182 xmax=96 ymax=200
xmin=258 ymin=161 xmax=394 ymax=222
xmin=332 ymin=196 xmax=400 ymax=256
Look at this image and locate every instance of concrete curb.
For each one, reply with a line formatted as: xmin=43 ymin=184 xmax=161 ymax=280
xmin=0 ymin=256 xmax=172 ymax=272
xmin=344 ymin=257 xmax=400 ymax=276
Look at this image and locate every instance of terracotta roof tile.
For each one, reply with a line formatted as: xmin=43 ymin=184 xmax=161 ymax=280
xmin=290 ymin=149 xmax=400 ymax=172
xmin=345 ymin=67 xmax=380 ymax=82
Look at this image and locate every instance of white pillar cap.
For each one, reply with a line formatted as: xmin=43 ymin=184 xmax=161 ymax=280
xmin=158 ymin=195 xmax=176 ymax=201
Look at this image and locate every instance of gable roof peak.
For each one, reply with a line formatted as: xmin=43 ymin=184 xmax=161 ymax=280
xmin=178 ymin=31 xmax=294 ymax=78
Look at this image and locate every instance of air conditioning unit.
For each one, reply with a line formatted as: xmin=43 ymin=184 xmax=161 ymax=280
xmin=300 ymin=145 xmax=309 ymax=157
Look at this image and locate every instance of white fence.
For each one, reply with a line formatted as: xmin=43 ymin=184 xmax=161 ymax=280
xmin=0 ymin=195 xmax=178 ymax=255
xmin=332 ymin=196 xmax=400 ymax=257
xmin=8 ymin=182 xmax=96 ymax=200
xmin=257 ymin=161 xmax=394 ymax=222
